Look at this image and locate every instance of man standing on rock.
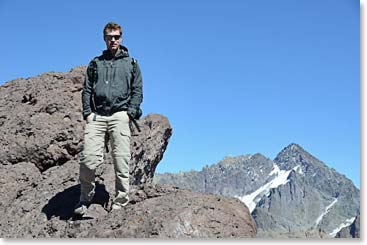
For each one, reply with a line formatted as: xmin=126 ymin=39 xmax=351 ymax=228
xmin=74 ymin=22 xmax=143 ymax=215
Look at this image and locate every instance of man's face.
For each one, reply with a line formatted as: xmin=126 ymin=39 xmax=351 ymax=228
xmin=104 ymin=29 xmax=122 ymax=52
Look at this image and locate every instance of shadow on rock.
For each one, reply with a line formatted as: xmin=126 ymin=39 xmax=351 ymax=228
xmin=42 ymin=183 xmax=109 ymax=220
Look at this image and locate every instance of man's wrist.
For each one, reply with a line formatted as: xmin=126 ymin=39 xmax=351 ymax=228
xmin=83 ymin=113 xmax=91 ymax=120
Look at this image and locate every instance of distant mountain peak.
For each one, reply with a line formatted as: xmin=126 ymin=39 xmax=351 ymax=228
xmin=154 ymin=143 xmax=360 ymax=238
xmin=281 ymin=143 xmax=307 ymax=154
xmin=251 ymin=153 xmax=268 ymax=160
xmin=274 ymin=143 xmax=323 ymax=170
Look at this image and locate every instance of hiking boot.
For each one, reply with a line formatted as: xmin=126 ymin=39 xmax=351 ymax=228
xmin=111 ymin=196 xmax=129 ymax=210
xmin=73 ymin=200 xmax=91 ymax=216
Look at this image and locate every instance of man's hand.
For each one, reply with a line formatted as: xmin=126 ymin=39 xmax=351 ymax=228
xmin=84 ymin=113 xmax=91 ymax=121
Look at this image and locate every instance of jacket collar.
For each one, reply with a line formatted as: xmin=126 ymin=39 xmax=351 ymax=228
xmin=102 ymin=45 xmax=129 ymax=59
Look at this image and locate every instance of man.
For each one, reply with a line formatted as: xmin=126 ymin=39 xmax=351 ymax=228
xmin=74 ymin=22 xmax=143 ymax=215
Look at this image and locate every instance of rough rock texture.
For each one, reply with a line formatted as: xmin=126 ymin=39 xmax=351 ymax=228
xmin=0 ymin=67 xmax=172 ymax=185
xmin=72 ymin=185 xmax=256 ymax=238
xmin=155 ymin=154 xmax=275 ymax=197
xmin=155 ymin=143 xmax=360 ymax=238
xmin=0 ymin=67 xmax=256 ymax=238
xmin=335 ymin=213 xmax=360 ymax=238
xmin=0 ymin=176 xmax=256 ymax=238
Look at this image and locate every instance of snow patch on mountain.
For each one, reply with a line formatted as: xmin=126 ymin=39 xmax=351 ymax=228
xmin=268 ymin=164 xmax=281 ymax=176
xmin=315 ymin=198 xmax=338 ymax=226
xmin=236 ymin=164 xmax=301 ymax=213
xmin=329 ymin=217 xmax=356 ymax=237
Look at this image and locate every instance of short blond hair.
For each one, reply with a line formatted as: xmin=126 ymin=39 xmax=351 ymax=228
xmin=103 ymin=22 xmax=122 ymax=36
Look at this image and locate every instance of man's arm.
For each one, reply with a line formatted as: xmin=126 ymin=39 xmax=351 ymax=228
xmin=127 ymin=61 xmax=143 ymax=119
xmin=82 ymin=61 xmax=96 ymax=120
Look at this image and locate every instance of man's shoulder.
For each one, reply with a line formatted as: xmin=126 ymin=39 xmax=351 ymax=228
xmin=88 ymin=54 xmax=105 ymax=65
xmin=122 ymin=56 xmax=138 ymax=67
xmin=93 ymin=53 xmax=105 ymax=61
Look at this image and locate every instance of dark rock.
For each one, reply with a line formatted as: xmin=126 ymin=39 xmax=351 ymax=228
xmin=74 ymin=184 xmax=256 ymax=238
xmin=335 ymin=212 xmax=360 ymax=238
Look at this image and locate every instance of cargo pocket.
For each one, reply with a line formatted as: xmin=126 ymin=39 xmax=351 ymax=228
xmin=120 ymin=127 xmax=131 ymax=138
xmin=82 ymin=130 xmax=93 ymax=154
xmin=114 ymin=127 xmax=131 ymax=156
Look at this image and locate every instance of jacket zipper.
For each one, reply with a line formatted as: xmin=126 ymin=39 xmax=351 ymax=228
xmin=108 ymin=59 xmax=114 ymax=115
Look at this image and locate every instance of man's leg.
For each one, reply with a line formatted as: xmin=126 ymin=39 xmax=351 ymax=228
xmin=108 ymin=111 xmax=131 ymax=208
xmin=79 ymin=113 xmax=107 ymax=202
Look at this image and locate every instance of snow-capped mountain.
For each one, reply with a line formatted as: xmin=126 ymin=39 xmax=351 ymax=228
xmin=154 ymin=143 xmax=360 ymax=238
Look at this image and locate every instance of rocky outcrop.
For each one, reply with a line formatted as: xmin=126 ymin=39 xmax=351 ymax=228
xmin=0 ymin=167 xmax=256 ymax=238
xmin=0 ymin=67 xmax=172 ymax=185
xmin=155 ymin=144 xmax=360 ymax=238
xmin=64 ymin=184 xmax=256 ymax=238
xmin=0 ymin=67 xmax=256 ymax=238
xmin=335 ymin=213 xmax=360 ymax=238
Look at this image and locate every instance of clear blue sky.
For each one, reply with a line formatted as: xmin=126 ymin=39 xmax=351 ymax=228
xmin=0 ymin=0 xmax=360 ymax=188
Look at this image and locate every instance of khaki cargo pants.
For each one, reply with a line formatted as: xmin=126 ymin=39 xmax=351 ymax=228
xmin=79 ymin=111 xmax=130 ymax=206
